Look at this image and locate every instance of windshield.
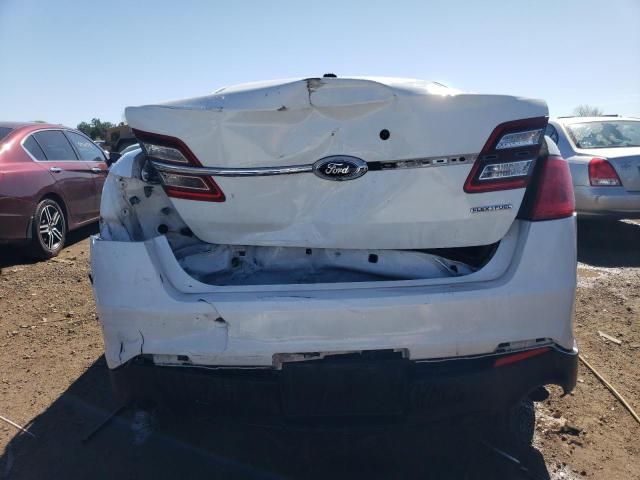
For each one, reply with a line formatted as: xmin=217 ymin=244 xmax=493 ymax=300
xmin=566 ymin=120 xmax=640 ymax=149
xmin=0 ymin=127 xmax=13 ymax=142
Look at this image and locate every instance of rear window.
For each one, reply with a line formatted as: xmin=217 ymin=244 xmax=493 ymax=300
xmin=0 ymin=127 xmax=13 ymax=142
xmin=566 ymin=120 xmax=640 ymax=149
xmin=23 ymin=135 xmax=47 ymax=160
xmin=33 ymin=130 xmax=78 ymax=160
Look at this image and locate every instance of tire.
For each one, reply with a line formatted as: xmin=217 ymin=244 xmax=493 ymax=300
xmin=28 ymin=198 xmax=67 ymax=259
xmin=490 ymin=398 xmax=536 ymax=447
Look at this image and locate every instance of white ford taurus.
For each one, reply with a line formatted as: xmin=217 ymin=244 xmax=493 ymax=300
xmin=91 ymin=76 xmax=578 ymax=442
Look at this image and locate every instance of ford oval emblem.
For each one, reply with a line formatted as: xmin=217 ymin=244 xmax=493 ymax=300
xmin=312 ymin=156 xmax=368 ymax=181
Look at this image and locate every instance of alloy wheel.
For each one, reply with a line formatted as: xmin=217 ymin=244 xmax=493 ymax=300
xmin=39 ymin=204 xmax=64 ymax=251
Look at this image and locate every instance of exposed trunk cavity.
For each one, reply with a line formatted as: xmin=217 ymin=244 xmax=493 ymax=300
xmin=101 ymin=151 xmax=498 ymax=286
xmin=173 ymin=242 xmax=490 ymax=286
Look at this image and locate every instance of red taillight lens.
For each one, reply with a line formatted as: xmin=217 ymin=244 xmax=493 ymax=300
xmin=464 ymin=117 xmax=548 ymax=193
xmin=133 ymin=129 xmax=225 ymax=202
xmin=522 ymin=155 xmax=575 ymax=221
xmin=588 ymin=157 xmax=621 ymax=186
xmin=494 ymin=347 xmax=550 ymax=367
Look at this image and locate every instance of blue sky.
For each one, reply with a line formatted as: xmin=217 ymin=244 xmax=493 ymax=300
xmin=1 ymin=0 xmax=638 ymax=127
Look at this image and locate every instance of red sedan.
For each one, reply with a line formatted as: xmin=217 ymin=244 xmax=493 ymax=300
xmin=0 ymin=122 xmax=109 ymax=258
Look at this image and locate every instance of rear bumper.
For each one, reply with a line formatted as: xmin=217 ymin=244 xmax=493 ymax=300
xmin=0 ymin=198 xmax=31 ymax=242
xmin=90 ymin=217 xmax=577 ymax=369
xmin=575 ymin=185 xmax=640 ymax=218
xmin=111 ymin=346 xmax=578 ymax=421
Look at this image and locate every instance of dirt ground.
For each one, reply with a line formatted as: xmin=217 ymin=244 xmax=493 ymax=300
xmin=0 ymin=219 xmax=638 ymax=479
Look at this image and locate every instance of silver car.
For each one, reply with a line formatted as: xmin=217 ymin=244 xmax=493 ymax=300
xmin=547 ymin=117 xmax=640 ymax=218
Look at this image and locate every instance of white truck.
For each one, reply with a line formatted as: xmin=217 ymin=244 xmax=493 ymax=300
xmin=91 ymin=77 xmax=577 ymax=442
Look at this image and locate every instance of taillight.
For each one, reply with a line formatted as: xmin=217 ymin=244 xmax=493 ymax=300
xmin=518 ymin=155 xmax=575 ymax=221
xmin=464 ymin=117 xmax=547 ymax=193
xmin=494 ymin=347 xmax=550 ymax=367
xmin=133 ymin=129 xmax=225 ymax=202
xmin=588 ymin=157 xmax=621 ymax=186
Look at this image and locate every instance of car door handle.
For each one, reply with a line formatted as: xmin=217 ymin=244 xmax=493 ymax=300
xmin=90 ymin=167 xmax=103 ymax=174
xmin=49 ymin=167 xmax=63 ymax=173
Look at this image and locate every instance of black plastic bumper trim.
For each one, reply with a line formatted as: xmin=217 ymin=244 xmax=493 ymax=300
xmin=109 ymin=347 xmax=577 ymax=422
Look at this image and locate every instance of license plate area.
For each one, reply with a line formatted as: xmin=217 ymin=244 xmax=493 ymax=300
xmin=281 ymin=359 xmax=408 ymax=417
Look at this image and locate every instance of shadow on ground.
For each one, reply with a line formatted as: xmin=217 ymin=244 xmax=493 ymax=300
xmin=1 ymin=357 xmax=550 ymax=480
xmin=577 ymin=218 xmax=640 ymax=267
xmin=0 ymin=223 xmax=98 ymax=269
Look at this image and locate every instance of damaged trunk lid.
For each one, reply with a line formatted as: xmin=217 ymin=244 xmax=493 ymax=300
xmin=125 ymin=77 xmax=548 ymax=249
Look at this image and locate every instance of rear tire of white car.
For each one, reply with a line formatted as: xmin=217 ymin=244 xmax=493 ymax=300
xmin=490 ymin=398 xmax=536 ymax=447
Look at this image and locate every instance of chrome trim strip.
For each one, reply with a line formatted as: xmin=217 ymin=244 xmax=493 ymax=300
xmin=370 ymin=154 xmax=477 ymax=171
xmin=150 ymin=153 xmax=479 ymax=178
xmin=151 ymin=161 xmax=313 ymax=177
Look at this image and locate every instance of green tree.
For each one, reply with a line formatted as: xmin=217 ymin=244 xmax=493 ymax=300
xmin=573 ymin=104 xmax=603 ymax=117
xmin=77 ymin=121 xmax=91 ymax=136
xmin=76 ymin=118 xmax=115 ymax=140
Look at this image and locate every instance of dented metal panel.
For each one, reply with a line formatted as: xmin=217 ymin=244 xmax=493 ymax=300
xmin=124 ymin=77 xmax=548 ymax=249
xmin=90 ymin=216 xmax=576 ymax=369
